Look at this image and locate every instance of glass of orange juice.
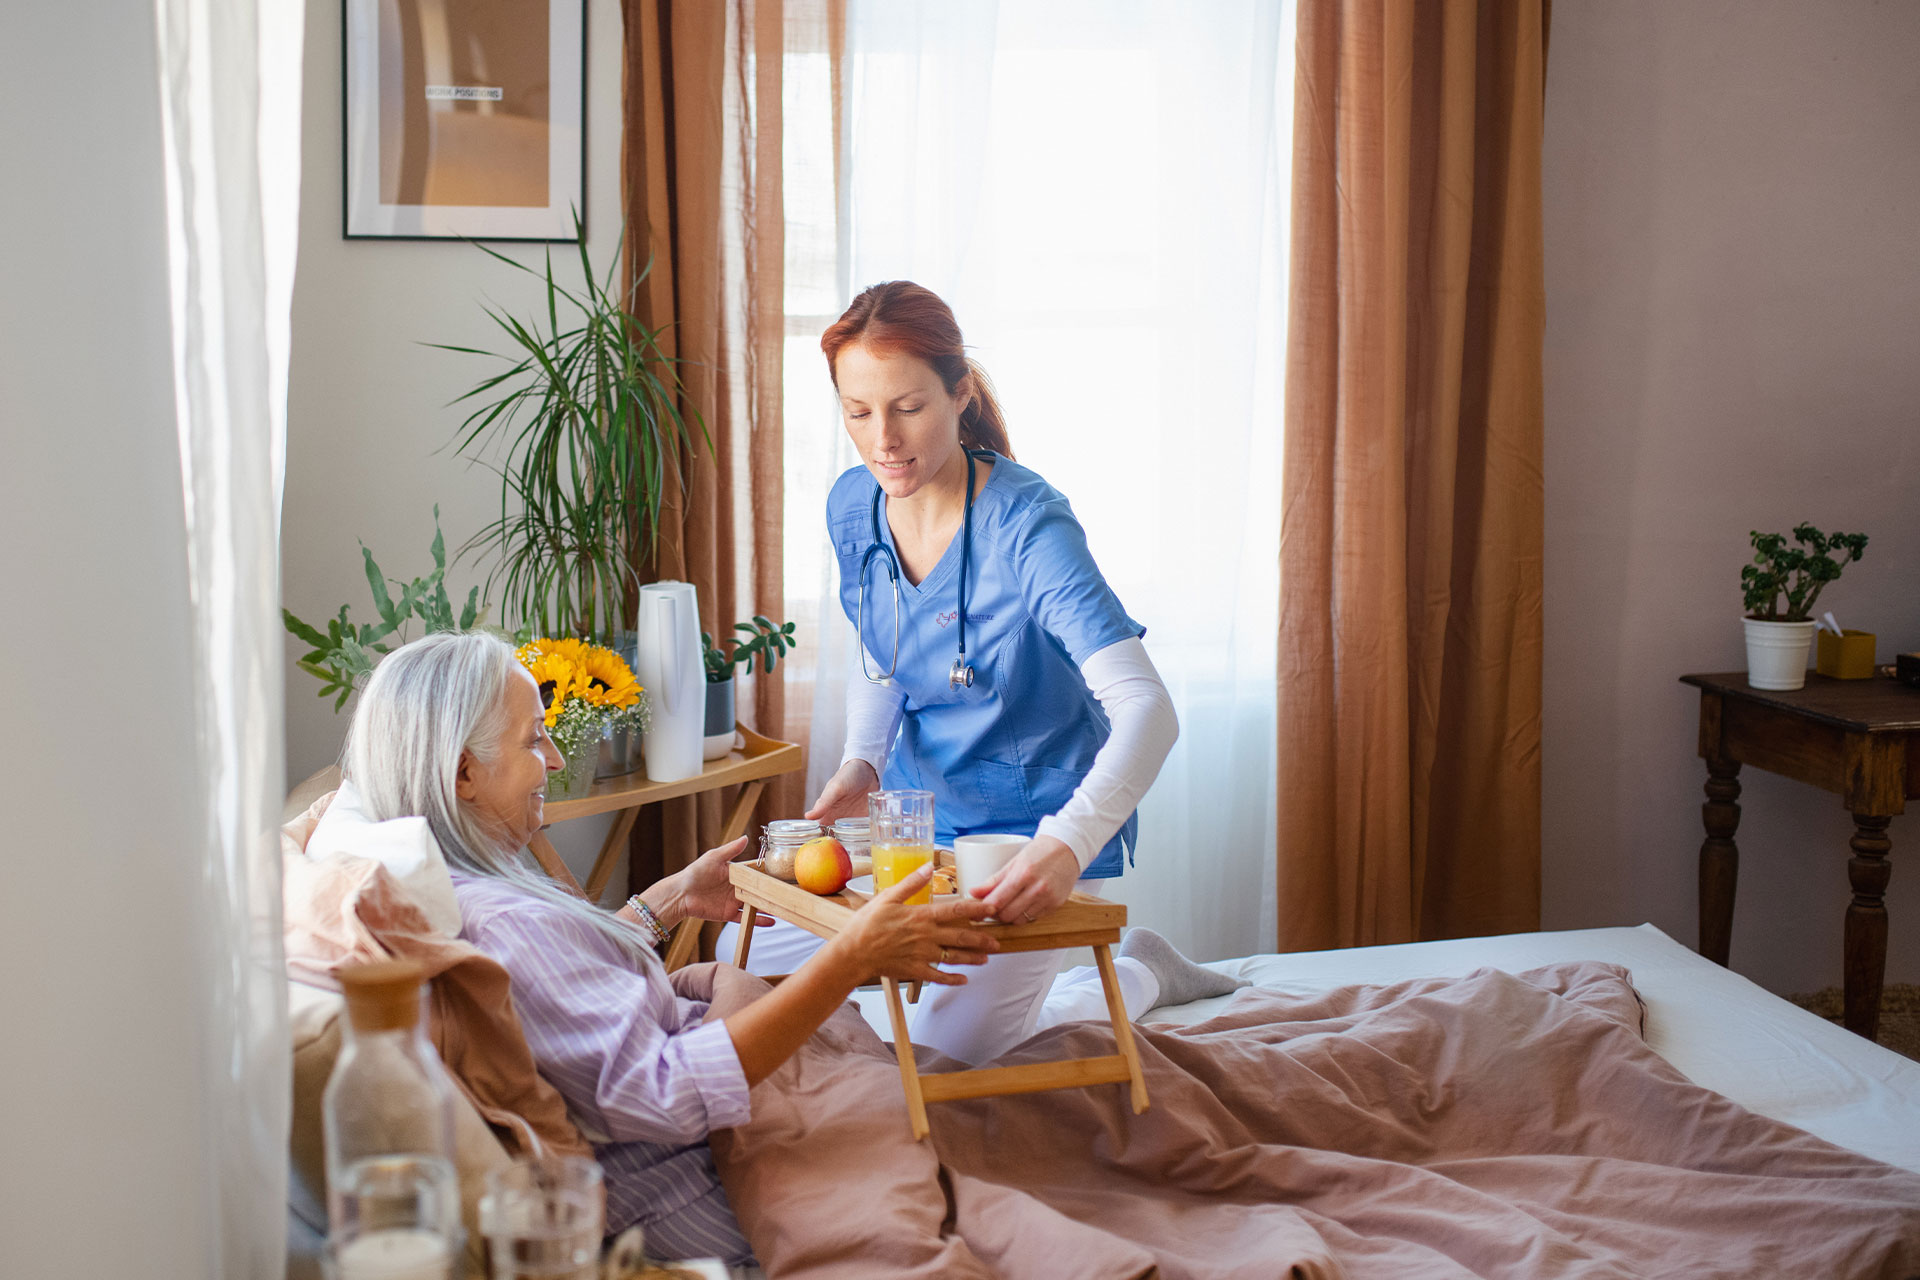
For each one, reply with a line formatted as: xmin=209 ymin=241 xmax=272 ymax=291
xmin=869 ymin=790 xmax=935 ymax=905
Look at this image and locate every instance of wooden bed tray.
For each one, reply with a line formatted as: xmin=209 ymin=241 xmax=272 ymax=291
xmin=729 ymin=858 xmax=1150 ymax=1140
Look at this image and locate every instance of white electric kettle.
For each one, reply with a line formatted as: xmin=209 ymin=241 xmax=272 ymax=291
xmin=634 ymin=581 xmax=704 ymax=782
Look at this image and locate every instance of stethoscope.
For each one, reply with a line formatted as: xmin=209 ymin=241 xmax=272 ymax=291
xmin=858 ymin=448 xmax=990 ymax=690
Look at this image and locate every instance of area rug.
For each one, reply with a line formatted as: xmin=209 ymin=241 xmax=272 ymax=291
xmin=1788 ymin=983 xmax=1920 ymax=1064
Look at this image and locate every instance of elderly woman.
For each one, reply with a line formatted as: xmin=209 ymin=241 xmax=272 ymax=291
xmin=344 ymin=630 xmax=999 ymax=1263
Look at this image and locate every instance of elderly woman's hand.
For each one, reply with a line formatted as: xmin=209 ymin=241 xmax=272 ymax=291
xmin=833 ymin=863 xmax=998 ymax=986
xmin=975 ymin=835 xmax=1079 ymax=925
xmin=636 ymin=836 xmax=756 ymax=930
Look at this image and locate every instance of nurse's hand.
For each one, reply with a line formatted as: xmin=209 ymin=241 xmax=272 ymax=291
xmin=805 ymin=758 xmax=880 ymax=824
xmin=976 ymin=836 xmax=1079 ymax=924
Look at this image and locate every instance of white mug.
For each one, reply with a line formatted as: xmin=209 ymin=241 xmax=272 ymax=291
xmin=953 ymin=833 xmax=1028 ymax=896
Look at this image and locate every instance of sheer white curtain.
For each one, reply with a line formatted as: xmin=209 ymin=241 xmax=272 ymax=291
xmin=154 ymin=0 xmax=304 ymax=1272
xmin=787 ymin=0 xmax=1293 ymax=961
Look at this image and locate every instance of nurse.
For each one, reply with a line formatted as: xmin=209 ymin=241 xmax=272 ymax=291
xmin=801 ymin=280 xmax=1242 ymax=1063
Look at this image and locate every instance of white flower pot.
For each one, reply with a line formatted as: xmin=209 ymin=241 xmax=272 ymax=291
xmin=1743 ymin=618 xmax=1817 ymax=691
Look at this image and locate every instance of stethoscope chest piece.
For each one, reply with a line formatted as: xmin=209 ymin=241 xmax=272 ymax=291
xmin=949 ymin=656 xmax=974 ymax=690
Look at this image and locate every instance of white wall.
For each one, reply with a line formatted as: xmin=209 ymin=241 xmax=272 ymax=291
xmin=0 ymin=5 xmax=218 ymax=1275
xmin=283 ymin=0 xmax=627 ymax=891
xmin=1542 ymin=1 xmax=1920 ymax=996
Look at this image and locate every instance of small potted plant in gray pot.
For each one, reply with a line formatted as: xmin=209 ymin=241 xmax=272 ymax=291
xmin=1741 ymin=523 xmax=1868 ymax=691
xmin=701 ymin=616 xmax=798 ymax=759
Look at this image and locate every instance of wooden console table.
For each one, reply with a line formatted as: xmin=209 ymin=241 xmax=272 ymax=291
xmin=1680 ymin=672 xmax=1920 ymax=1040
xmin=529 ymin=725 xmax=802 ymax=969
xmin=729 ymin=859 xmax=1150 ymax=1141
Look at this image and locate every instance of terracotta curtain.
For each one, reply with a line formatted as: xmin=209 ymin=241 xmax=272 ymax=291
xmin=1276 ymin=1 xmax=1549 ymax=951
xmin=621 ymin=0 xmax=802 ymax=890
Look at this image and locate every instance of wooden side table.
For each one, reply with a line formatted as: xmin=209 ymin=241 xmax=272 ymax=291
xmin=728 ymin=859 xmax=1151 ymax=1140
xmin=529 ymin=725 xmax=802 ymax=969
xmin=1680 ymin=672 xmax=1920 ymax=1039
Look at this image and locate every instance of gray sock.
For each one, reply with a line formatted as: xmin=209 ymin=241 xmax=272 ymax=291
xmin=1117 ymin=927 xmax=1250 ymax=1011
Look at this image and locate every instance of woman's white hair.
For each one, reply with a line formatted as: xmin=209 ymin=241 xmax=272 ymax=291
xmin=343 ymin=630 xmax=655 ymax=965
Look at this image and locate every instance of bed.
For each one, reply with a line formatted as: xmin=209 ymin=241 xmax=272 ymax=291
xmin=285 ymin=764 xmax=1920 ymax=1276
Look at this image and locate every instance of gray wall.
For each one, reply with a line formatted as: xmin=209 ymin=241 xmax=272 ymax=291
xmin=1542 ymin=1 xmax=1920 ymax=995
xmin=0 ymin=4 xmax=217 ymax=1274
xmin=282 ymin=0 xmax=627 ymax=891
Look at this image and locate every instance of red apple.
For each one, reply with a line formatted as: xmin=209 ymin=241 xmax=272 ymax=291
xmin=794 ymin=836 xmax=853 ymax=895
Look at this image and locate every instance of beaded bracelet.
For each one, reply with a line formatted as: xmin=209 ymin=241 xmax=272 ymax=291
xmin=626 ymin=896 xmax=669 ymax=949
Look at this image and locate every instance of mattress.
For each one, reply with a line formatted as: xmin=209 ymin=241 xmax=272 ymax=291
xmin=1145 ymin=923 xmax=1920 ymax=1176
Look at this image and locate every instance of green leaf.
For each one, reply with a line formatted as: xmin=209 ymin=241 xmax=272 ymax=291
xmin=282 ymin=608 xmax=329 ymax=649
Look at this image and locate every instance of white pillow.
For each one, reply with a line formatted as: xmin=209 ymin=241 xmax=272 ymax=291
xmin=306 ymin=778 xmax=464 ymax=936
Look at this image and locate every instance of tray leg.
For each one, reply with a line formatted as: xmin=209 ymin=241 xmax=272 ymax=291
xmin=1093 ymin=943 xmax=1149 ymax=1115
xmin=733 ymin=906 xmax=758 ymax=969
xmin=907 ymin=980 xmax=923 ymax=1004
xmin=882 ymin=977 xmax=930 ymax=1141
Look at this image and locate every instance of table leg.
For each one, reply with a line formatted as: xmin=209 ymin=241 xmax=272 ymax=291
xmin=1698 ymin=758 xmax=1741 ymax=966
xmin=733 ymin=905 xmax=759 ymax=969
xmin=882 ymin=977 xmax=930 ymax=1140
xmin=721 ymin=780 xmax=767 ymax=843
xmin=582 ymin=807 xmax=641 ymax=903
xmin=1093 ymin=944 xmax=1150 ymax=1115
xmin=528 ymin=829 xmax=584 ymax=897
xmin=1844 ymin=813 xmax=1893 ymax=1041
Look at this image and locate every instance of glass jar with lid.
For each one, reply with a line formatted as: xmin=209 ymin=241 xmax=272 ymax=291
xmin=759 ymin=818 xmax=822 ymax=881
xmin=830 ymin=816 xmax=872 ymax=861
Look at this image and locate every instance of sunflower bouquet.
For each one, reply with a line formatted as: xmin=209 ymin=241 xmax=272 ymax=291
xmin=516 ymin=637 xmax=651 ymax=764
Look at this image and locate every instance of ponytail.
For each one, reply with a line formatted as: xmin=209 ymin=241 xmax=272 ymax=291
xmin=958 ymin=358 xmax=1012 ymax=458
xmin=822 ymin=282 xmax=1016 ymax=461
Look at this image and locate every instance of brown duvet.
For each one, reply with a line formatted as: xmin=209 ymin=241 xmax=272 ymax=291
xmin=677 ymin=961 xmax=1920 ymax=1279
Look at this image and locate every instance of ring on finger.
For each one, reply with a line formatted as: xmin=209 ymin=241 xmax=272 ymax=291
xmin=938 ymin=947 xmax=949 ymax=964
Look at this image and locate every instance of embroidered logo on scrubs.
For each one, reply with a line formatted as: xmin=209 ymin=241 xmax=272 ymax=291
xmin=935 ymin=611 xmax=996 ymax=628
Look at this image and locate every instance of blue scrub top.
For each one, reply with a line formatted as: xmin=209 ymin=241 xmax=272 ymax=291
xmin=827 ymin=453 xmax=1143 ymax=877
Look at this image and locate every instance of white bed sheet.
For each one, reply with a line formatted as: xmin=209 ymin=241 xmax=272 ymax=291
xmin=1142 ymin=923 xmax=1920 ymax=1176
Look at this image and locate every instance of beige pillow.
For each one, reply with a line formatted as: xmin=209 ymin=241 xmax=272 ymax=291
xmin=305 ymin=779 xmax=463 ymax=936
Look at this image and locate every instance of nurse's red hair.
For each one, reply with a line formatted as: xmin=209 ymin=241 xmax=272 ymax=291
xmin=820 ymin=282 xmax=1015 ymax=460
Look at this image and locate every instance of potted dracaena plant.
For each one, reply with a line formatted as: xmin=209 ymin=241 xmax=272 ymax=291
xmin=1740 ymin=523 xmax=1868 ymax=691
xmin=431 ymin=212 xmax=709 ymax=775
xmin=431 ymin=210 xmax=709 ymax=659
xmin=701 ymin=616 xmax=798 ymax=759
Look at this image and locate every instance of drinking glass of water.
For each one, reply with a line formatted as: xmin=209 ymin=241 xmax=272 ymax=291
xmin=478 ymin=1155 xmax=605 ymax=1280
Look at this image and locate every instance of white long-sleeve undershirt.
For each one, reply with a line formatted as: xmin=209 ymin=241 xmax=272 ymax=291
xmin=839 ymin=634 xmax=1178 ymax=872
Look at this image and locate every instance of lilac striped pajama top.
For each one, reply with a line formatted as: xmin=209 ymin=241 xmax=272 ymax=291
xmin=450 ymin=872 xmax=754 ymax=1262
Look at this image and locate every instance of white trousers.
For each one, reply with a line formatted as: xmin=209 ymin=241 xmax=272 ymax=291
xmin=714 ymin=879 xmax=1159 ymax=1065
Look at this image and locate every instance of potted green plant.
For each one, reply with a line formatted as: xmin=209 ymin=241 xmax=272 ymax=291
xmin=432 ymin=213 xmax=708 ymax=648
xmin=1741 ymin=523 xmax=1868 ymax=690
xmin=701 ymin=617 xmax=798 ymax=759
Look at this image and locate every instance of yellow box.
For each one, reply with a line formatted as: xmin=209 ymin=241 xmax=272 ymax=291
xmin=1815 ymin=628 xmax=1876 ymax=679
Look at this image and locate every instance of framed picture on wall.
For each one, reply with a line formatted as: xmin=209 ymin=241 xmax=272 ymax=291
xmin=343 ymin=0 xmax=584 ymax=240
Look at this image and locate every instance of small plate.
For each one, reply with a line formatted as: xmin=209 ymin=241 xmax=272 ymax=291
xmin=847 ymin=874 xmax=960 ymax=902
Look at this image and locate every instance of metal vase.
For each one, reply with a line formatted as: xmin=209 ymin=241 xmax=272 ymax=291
xmin=596 ymin=720 xmax=642 ymax=779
